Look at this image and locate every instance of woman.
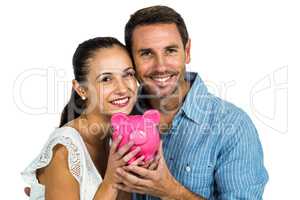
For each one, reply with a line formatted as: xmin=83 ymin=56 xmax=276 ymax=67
xmin=22 ymin=37 xmax=148 ymax=200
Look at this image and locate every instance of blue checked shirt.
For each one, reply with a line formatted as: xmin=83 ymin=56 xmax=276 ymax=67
xmin=132 ymin=72 xmax=268 ymax=200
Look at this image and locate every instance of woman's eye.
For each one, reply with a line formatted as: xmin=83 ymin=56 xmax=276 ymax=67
xmin=126 ymin=70 xmax=135 ymax=77
xmin=100 ymin=76 xmax=112 ymax=82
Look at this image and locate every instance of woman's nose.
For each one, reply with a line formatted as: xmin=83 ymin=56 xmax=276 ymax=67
xmin=114 ymin=78 xmax=128 ymax=94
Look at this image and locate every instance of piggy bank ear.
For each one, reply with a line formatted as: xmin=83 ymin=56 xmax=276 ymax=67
xmin=144 ymin=109 xmax=160 ymax=124
xmin=111 ymin=113 xmax=128 ymax=131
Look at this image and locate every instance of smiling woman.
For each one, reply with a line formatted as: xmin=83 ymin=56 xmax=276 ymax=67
xmin=60 ymin=37 xmax=138 ymax=127
xmin=21 ymin=37 xmax=142 ymax=200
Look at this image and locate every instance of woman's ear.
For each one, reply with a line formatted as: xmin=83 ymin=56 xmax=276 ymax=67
xmin=72 ymin=79 xmax=87 ymax=100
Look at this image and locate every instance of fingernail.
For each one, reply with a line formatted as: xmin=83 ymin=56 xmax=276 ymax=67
xmin=118 ymin=135 xmax=122 ymax=140
xmin=129 ymin=140 xmax=135 ymax=145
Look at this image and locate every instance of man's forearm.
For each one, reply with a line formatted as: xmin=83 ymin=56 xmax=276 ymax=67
xmin=163 ymin=179 xmax=206 ymax=200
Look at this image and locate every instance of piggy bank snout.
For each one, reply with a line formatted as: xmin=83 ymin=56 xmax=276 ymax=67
xmin=129 ymin=130 xmax=147 ymax=145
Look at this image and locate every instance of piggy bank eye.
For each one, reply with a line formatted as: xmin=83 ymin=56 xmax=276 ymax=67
xmin=129 ymin=130 xmax=147 ymax=145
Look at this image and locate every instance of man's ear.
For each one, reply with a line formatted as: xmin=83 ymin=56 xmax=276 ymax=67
xmin=72 ymin=79 xmax=86 ymax=99
xmin=184 ymin=38 xmax=191 ymax=64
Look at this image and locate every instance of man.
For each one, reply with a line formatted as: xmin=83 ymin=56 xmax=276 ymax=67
xmin=114 ymin=5 xmax=268 ymax=200
xmin=24 ymin=5 xmax=268 ymax=200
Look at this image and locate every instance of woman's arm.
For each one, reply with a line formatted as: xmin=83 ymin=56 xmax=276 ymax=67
xmin=39 ymin=144 xmax=122 ymax=200
xmin=37 ymin=144 xmax=80 ymax=200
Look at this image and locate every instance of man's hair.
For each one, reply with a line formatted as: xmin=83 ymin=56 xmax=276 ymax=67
xmin=125 ymin=5 xmax=189 ymax=56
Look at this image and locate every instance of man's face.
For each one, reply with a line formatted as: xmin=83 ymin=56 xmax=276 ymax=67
xmin=131 ymin=23 xmax=190 ymax=98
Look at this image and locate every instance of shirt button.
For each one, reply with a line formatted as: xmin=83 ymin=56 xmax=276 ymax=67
xmin=186 ymin=166 xmax=191 ymax=172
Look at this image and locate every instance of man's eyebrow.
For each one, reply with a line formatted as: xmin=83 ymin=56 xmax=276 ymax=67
xmin=165 ymin=44 xmax=179 ymax=49
xmin=138 ymin=48 xmax=152 ymax=53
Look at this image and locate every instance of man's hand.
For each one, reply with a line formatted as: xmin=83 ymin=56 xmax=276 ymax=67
xmin=115 ymin=142 xmax=180 ymax=199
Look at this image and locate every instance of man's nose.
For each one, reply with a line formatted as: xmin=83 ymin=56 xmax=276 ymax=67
xmin=154 ymin=54 xmax=167 ymax=72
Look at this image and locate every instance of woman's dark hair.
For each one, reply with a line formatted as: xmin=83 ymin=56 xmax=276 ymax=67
xmin=59 ymin=37 xmax=126 ymax=127
xmin=125 ymin=5 xmax=189 ymax=57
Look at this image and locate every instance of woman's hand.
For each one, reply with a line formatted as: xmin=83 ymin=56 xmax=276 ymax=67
xmin=102 ymin=135 xmax=145 ymax=189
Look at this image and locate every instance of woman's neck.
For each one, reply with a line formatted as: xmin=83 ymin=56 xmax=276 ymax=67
xmin=67 ymin=113 xmax=110 ymax=177
xmin=68 ymin=113 xmax=111 ymax=148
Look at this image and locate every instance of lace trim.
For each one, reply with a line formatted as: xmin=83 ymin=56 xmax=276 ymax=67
xmin=31 ymin=136 xmax=82 ymax=183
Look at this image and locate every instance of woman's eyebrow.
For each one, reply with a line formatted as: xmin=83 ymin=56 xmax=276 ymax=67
xmin=123 ymin=67 xmax=134 ymax=72
xmin=95 ymin=67 xmax=134 ymax=79
xmin=95 ymin=72 xmax=112 ymax=80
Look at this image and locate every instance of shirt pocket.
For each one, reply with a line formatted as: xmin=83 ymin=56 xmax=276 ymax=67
xmin=172 ymin=159 xmax=214 ymax=198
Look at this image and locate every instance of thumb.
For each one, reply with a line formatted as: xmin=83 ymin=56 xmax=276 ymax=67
xmin=158 ymin=141 xmax=164 ymax=156
xmin=158 ymin=141 xmax=166 ymax=165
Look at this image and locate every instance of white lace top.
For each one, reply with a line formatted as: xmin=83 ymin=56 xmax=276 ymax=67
xmin=21 ymin=127 xmax=103 ymax=200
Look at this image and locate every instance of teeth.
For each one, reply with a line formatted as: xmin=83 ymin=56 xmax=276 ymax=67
xmin=152 ymin=76 xmax=171 ymax=82
xmin=111 ymin=97 xmax=129 ymax=105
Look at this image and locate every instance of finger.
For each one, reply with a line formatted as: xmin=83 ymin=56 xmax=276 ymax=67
xmin=24 ymin=187 xmax=31 ymax=196
xmin=148 ymin=153 xmax=160 ymax=170
xmin=121 ymin=147 xmax=142 ymax=164
xmin=116 ymin=167 xmax=151 ymax=186
xmin=158 ymin=141 xmax=163 ymax=156
xmin=110 ymin=134 xmax=122 ymax=153
xmin=115 ymin=183 xmax=145 ymax=194
xmin=129 ymin=155 xmax=145 ymax=166
xmin=148 ymin=162 xmax=158 ymax=170
xmin=142 ymin=157 xmax=154 ymax=168
xmin=116 ymin=140 xmax=135 ymax=159
xmin=126 ymin=165 xmax=155 ymax=180
xmin=154 ymin=153 xmax=161 ymax=162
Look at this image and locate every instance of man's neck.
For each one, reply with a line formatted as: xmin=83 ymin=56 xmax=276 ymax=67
xmin=149 ymin=80 xmax=190 ymax=113
xmin=148 ymin=80 xmax=190 ymax=131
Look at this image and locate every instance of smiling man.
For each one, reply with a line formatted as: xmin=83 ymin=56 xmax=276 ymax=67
xmin=115 ymin=5 xmax=269 ymax=200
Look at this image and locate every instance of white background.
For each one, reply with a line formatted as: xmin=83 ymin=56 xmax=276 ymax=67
xmin=1 ymin=0 xmax=299 ymax=199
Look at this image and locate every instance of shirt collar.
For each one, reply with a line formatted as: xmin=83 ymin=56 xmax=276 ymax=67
xmin=180 ymin=72 xmax=212 ymax=125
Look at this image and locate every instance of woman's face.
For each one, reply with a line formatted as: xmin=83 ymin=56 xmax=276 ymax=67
xmin=84 ymin=46 xmax=137 ymax=117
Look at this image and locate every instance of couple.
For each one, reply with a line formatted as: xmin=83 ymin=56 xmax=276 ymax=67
xmin=22 ymin=5 xmax=268 ymax=200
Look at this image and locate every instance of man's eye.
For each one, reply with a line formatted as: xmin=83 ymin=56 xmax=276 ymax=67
xmin=166 ymin=48 xmax=177 ymax=54
xmin=141 ymin=51 xmax=152 ymax=57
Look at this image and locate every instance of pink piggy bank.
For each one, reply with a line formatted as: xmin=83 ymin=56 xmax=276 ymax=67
xmin=111 ymin=109 xmax=160 ymax=164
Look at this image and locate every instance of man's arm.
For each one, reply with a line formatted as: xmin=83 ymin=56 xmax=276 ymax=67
xmin=214 ymin=112 xmax=269 ymax=199
xmin=161 ymin=178 xmax=206 ymax=200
